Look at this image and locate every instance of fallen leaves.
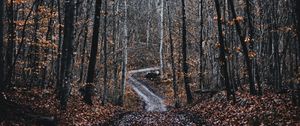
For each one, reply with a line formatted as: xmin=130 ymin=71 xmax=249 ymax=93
xmin=189 ymin=86 xmax=300 ymax=125
xmin=110 ymin=112 xmax=204 ymax=126
xmin=4 ymin=86 xmax=122 ymax=125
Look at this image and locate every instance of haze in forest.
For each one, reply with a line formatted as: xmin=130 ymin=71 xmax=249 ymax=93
xmin=0 ymin=0 xmax=299 ymax=125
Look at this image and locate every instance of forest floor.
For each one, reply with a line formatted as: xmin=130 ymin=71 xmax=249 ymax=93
xmin=0 ymin=86 xmax=124 ymax=125
xmin=0 ymin=67 xmax=205 ymax=126
xmin=137 ymin=76 xmax=300 ymax=125
xmin=0 ymin=67 xmax=299 ymax=125
xmin=187 ymin=88 xmax=300 ymax=125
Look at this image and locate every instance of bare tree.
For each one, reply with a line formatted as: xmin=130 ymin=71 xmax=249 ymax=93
xmin=112 ymin=0 xmax=120 ymax=104
xmin=78 ymin=0 xmax=92 ymax=84
xmin=0 ymin=0 xmax=4 ymax=89
xmin=59 ymin=0 xmax=75 ymax=110
xmin=214 ymin=0 xmax=234 ymax=100
xmin=120 ymin=0 xmax=129 ymax=106
xmin=228 ymin=0 xmax=256 ymax=95
xmin=181 ymin=0 xmax=193 ymax=104
xmin=102 ymin=0 xmax=109 ymax=105
xmin=86 ymin=0 xmax=102 ymax=83
xmin=5 ymin=0 xmax=15 ymax=85
xmin=167 ymin=1 xmax=180 ymax=108
xmin=158 ymin=0 xmax=164 ymax=78
xmin=56 ymin=0 xmax=63 ymax=92
xmin=295 ymin=0 xmax=300 ymax=64
xmin=146 ymin=0 xmax=151 ymax=47
xmin=198 ymin=0 xmax=204 ymax=90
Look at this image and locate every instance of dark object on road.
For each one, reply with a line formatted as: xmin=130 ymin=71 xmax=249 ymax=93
xmin=79 ymin=84 xmax=97 ymax=105
xmin=145 ymin=71 xmax=160 ymax=81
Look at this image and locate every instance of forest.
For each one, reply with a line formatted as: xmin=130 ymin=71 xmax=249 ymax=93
xmin=0 ymin=0 xmax=299 ymax=125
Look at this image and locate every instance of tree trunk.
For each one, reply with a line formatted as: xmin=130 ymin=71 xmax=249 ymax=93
xmin=43 ymin=0 xmax=55 ymax=86
xmin=146 ymin=0 xmax=151 ymax=48
xmin=30 ymin=0 xmax=41 ymax=86
xmin=78 ymin=0 xmax=92 ymax=84
xmin=181 ymin=0 xmax=193 ymax=104
xmin=214 ymin=0 xmax=233 ymax=100
xmin=86 ymin=0 xmax=102 ymax=83
xmin=5 ymin=0 xmax=15 ymax=86
xmin=120 ymin=0 xmax=128 ymax=106
xmin=228 ymin=0 xmax=256 ymax=95
xmin=112 ymin=0 xmax=120 ymax=104
xmin=158 ymin=0 xmax=164 ymax=78
xmin=0 ymin=0 xmax=4 ymax=90
xmin=102 ymin=0 xmax=109 ymax=105
xmin=59 ymin=0 xmax=75 ymax=110
xmin=245 ymin=0 xmax=262 ymax=95
xmin=295 ymin=0 xmax=300 ymax=70
xmin=295 ymin=0 xmax=300 ymax=106
xmin=167 ymin=3 xmax=180 ymax=108
xmin=198 ymin=0 xmax=204 ymax=90
xmin=56 ymin=0 xmax=63 ymax=94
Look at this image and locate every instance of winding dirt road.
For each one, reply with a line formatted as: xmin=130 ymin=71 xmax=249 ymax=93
xmin=128 ymin=67 xmax=166 ymax=112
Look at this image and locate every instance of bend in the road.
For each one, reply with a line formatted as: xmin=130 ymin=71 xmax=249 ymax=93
xmin=128 ymin=67 xmax=167 ymax=112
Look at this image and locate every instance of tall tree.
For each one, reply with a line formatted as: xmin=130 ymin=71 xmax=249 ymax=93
xmin=30 ymin=0 xmax=42 ymax=86
xmin=228 ymin=0 xmax=256 ymax=95
xmin=120 ymin=0 xmax=128 ymax=106
xmin=43 ymin=0 xmax=55 ymax=86
xmin=167 ymin=1 xmax=180 ymax=108
xmin=158 ymin=0 xmax=164 ymax=78
xmin=78 ymin=0 xmax=92 ymax=83
xmin=112 ymin=0 xmax=120 ymax=104
xmin=198 ymin=0 xmax=204 ymax=90
xmin=295 ymin=0 xmax=300 ymax=64
xmin=59 ymin=0 xmax=75 ymax=110
xmin=146 ymin=0 xmax=151 ymax=47
xmin=0 ymin=0 xmax=4 ymax=89
xmin=181 ymin=0 xmax=193 ymax=104
xmin=86 ymin=0 xmax=102 ymax=83
xmin=214 ymin=0 xmax=233 ymax=100
xmin=245 ymin=0 xmax=262 ymax=94
xmin=56 ymin=0 xmax=63 ymax=93
xmin=5 ymin=0 xmax=15 ymax=85
xmin=102 ymin=0 xmax=109 ymax=105
xmin=293 ymin=0 xmax=300 ymax=105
